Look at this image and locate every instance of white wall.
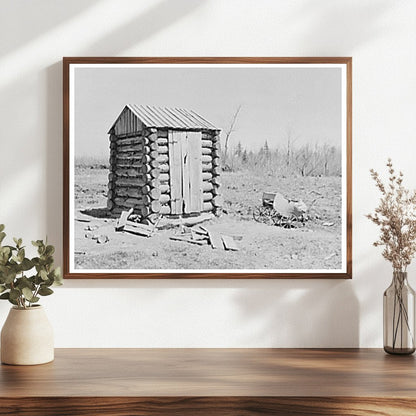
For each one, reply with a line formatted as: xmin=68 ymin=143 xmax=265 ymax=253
xmin=0 ymin=0 xmax=415 ymax=347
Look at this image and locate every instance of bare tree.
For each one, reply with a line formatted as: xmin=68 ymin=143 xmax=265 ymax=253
xmin=284 ymin=126 xmax=299 ymax=169
xmin=223 ymin=105 xmax=242 ymax=163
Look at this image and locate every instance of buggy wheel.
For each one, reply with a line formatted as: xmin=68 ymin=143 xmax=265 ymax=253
xmin=253 ymin=206 xmax=267 ymax=223
xmin=282 ymin=215 xmax=297 ymax=229
xmin=264 ymin=211 xmax=275 ymax=226
xmin=271 ymin=213 xmax=283 ymax=227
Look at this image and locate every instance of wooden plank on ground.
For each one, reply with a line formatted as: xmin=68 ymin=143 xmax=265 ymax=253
xmin=170 ymin=236 xmax=208 ymax=246
xmin=221 ymin=235 xmax=239 ymax=251
xmin=75 ymin=217 xmax=91 ymax=223
xmin=115 ymin=208 xmax=133 ymax=231
xmin=204 ymin=227 xmax=224 ymax=250
xmin=125 ymin=220 xmax=154 ymax=232
xmin=193 ymin=226 xmax=208 ymax=236
xmin=157 ymin=213 xmax=214 ymax=230
xmin=191 ymin=229 xmax=208 ymax=241
xmin=124 ymin=224 xmax=152 ymax=237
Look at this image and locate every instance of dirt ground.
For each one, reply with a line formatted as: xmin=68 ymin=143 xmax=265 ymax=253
xmin=74 ymin=166 xmax=342 ymax=271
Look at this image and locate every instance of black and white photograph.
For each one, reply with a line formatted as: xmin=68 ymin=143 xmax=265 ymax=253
xmin=64 ymin=58 xmax=351 ymax=278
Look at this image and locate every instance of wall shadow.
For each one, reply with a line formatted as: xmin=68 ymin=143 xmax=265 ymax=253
xmin=45 ymin=0 xmax=204 ymax=262
xmin=82 ymin=0 xmax=205 ymax=55
xmin=0 ymin=0 xmax=101 ymax=56
xmin=233 ymin=279 xmax=359 ymax=347
xmin=288 ymin=0 xmax=393 ymax=52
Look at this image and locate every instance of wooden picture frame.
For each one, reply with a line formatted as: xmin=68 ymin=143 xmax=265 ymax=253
xmin=63 ymin=57 xmax=352 ymax=279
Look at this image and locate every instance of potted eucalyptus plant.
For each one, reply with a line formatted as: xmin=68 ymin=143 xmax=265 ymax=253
xmin=367 ymin=159 xmax=416 ymax=355
xmin=0 ymin=224 xmax=62 ymax=365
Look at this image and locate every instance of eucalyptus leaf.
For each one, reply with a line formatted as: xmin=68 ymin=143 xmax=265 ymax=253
xmin=20 ymin=258 xmax=33 ymax=271
xmin=45 ymin=245 xmax=55 ymax=256
xmin=38 ymin=287 xmax=53 ymax=296
xmin=0 ymin=292 xmax=9 ymax=299
xmin=22 ymin=287 xmax=34 ymax=301
xmin=17 ymin=276 xmax=35 ymax=290
xmin=3 ymin=271 xmax=16 ymax=284
xmin=0 ymin=224 xmax=4 ymax=232
xmin=0 ymin=285 xmax=6 ymax=293
xmin=39 ymin=269 xmax=48 ymax=281
xmin=34 ymin=275 xmax=43 ymax=285
xmin=9 ymin=288 xmax=21 ymax=301
xmin=0 ymin=246 xmax=11 ymax=256
xmin=43 ymin=256 xmax=54 ymax=265
xmin=53 ymin=267 xmax=63 ymax=285
xmin=8 ymin=297 xmax=18 ymax=306
xmin=17 ymin=248 xmax=25 ymax=263
xmin=0 ymin=250 xmax=9 ymax=265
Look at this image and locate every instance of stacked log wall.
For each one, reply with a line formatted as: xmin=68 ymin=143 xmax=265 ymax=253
xmin=156 ymin=129 xmax=171 ymax=216
xmin=108 ymin=126 xmax=221 ymax=219
xmin=201 ymin=129 xmax=222 ymax=215
xmin=107 ymin=134 xmax=117 ymax=212
xmin=107 ymin=133 xmax=146 ymax=216
xmin=139 ymin=127 xmax=165 ymax=222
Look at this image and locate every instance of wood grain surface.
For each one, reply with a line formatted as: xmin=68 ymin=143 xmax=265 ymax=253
xmin=1 ymin=348 xmax=415 ymax=415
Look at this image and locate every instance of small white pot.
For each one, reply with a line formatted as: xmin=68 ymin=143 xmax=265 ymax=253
xmin=1 ymin=305 xmax=54 ymax=365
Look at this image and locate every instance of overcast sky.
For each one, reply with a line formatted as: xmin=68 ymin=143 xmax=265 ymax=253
xmin=73 ymin=65 xmax=342 ymax=159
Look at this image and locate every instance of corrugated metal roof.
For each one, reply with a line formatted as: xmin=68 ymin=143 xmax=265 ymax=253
xmin=111 ymin=104 xmax=218 ymax=132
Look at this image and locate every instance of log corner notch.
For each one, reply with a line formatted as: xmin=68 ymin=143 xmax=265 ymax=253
xmin=210 ymin=129 xmax=222 ymax=216
xmin=107 ymin=104 xmax=221 ymax=222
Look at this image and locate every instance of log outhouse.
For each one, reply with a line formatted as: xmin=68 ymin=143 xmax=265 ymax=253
xmin=107 ymin=104 xmax=221 ymax=222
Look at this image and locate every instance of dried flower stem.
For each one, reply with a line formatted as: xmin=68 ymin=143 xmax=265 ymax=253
xmin=366 ymin=159 xmax=416 ymax=271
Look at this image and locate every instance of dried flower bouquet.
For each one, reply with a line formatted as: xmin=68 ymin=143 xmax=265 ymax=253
xmin=367 ymin=159 xmax=416 ymax=353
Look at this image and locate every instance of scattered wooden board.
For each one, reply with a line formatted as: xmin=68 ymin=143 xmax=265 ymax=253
xmin=170 ymin=236 xmax=208 ymax=246
xmin=123 ymin=221 xmax=154 ymax=237
xmin=157 ymin=213 xmax=214 ymax=230
xmin=75 ymin=217 xmax=91 ymax=223
xmin=204 ymin=227 xmax=224 ymax=250
xmin=124 ymin=225 xmax=152 ymax=237
xmin=125 ymin=220 xmax=154 ymax=232
xmin=115 ymin=208 xmax=133 ymax=231
xmin=221 ymin=235 xmax=239 ymax=251
xmin=191 ymin=229 xmax=208 ymax=241
xmin=193 ymin=226 xmax=208 ymax=236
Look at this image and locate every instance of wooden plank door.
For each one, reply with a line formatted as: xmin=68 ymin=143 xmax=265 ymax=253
xmin=185 ymin=131 xmax=202 ymax=213
xmin=168 ymin=131 xmax=184 ymax=214
xmin=181 ymin=132 xmax=191 ymax=213
xmin=168 ymin=131 xmax=202 ymax=215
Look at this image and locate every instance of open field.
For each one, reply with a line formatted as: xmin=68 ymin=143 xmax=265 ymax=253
xmin=74 ymin=166 xmax=342 ymax=271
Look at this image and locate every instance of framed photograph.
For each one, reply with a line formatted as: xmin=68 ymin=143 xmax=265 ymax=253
xmin=63 ymin=57 xmax=352 ymax=279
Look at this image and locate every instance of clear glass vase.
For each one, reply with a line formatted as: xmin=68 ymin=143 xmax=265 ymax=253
xmin=383 ymin=271 xmax=415 ymax=355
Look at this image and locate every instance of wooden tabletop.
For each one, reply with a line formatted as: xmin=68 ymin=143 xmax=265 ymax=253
xmin=1 ymin=348 xmax=416 ymax=415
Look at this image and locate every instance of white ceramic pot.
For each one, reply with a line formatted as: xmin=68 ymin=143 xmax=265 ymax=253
xmin=1 ymin=305 xmax=54 ymax=365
